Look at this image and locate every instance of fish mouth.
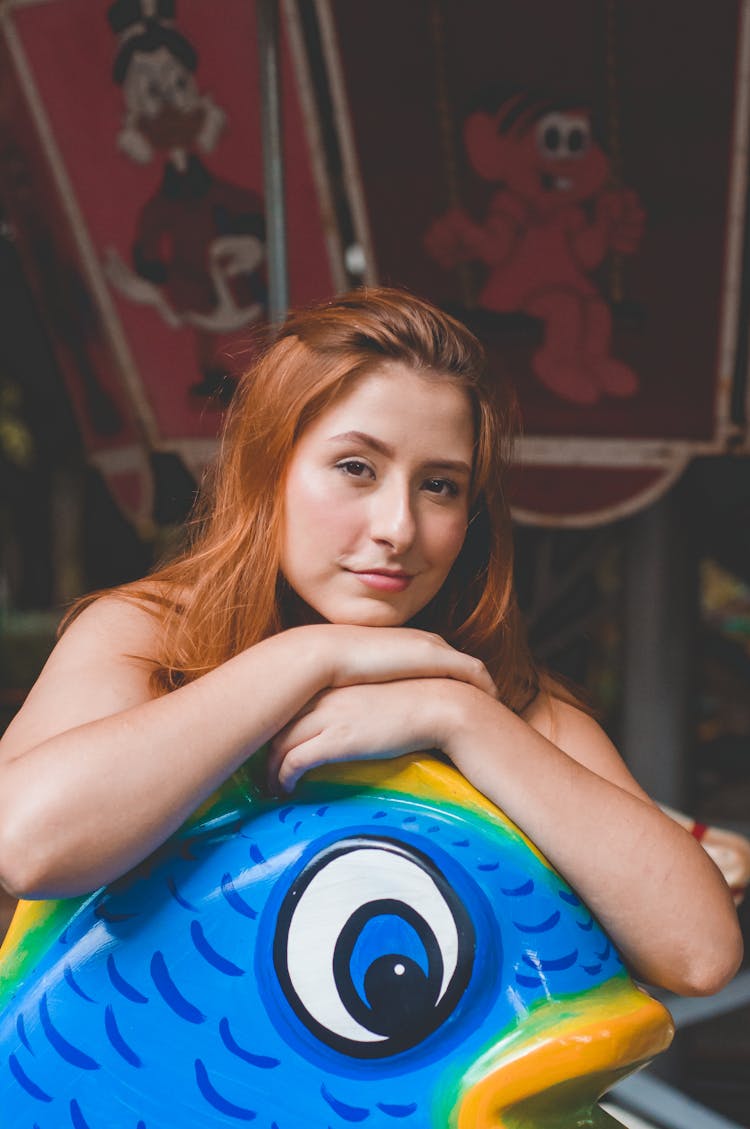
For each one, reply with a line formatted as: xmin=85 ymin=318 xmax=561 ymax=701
xmin=453 ymin=978 xmax=673 ymax=1128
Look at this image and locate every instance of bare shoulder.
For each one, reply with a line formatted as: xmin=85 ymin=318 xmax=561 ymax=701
xmin=55 ymin=586 xmax=166 ymax=657
xmin=522 ymin=690 xmax=652 ymax=802
xmin=0 ymin=589 xmax=165 ymax=764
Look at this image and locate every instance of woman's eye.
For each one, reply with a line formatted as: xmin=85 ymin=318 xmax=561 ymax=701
xmin=336 ymin=460 xmax=373 ymax=480
xmin=423 ymin=478 xmax=459 ymax=498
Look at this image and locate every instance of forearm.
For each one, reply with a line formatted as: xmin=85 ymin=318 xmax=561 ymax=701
xmin=0 ymin=629 xmax=328 ymax=897
xmin=441 ymin=690 xmax=743 ymax=994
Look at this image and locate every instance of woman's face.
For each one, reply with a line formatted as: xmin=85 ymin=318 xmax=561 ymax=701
xmin=280 ymin=363 xmax=475 ymax=627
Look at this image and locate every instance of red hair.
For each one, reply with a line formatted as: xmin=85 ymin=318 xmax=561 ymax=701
xmin=64 ymin=288 xmax=543 ymax=711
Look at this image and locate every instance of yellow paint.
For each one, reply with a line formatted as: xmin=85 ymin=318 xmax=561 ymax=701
xmin=0 ymin=899 xmax=54 ymax=961
xmin=308 ymin=754 xmax=548 ymax=864
xmin=453 ymin=980 xmax=673 ymax=1127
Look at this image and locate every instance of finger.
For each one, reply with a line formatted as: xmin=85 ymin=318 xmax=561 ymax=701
xmin=413 ymin=643 xmax=496 ymax=697
xmin=274 ymin=731 xmax=346 ymax=794
xmin=267 ymin=718 xmax=324 ymax=790
xmin=441 ymin=650 xmax=497 ymax=698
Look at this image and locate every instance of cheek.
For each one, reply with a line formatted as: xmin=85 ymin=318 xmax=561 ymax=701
xmin=283 ymin=469 xmax=361 ymax=556
xmin=425 ymin=511 xmax=469 ymax=569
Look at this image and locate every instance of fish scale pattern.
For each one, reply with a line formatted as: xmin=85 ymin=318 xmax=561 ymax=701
xmin=0 ymin=761 xmax=645 ymax=1129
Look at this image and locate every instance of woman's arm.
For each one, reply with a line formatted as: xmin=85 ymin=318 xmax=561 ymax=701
xmin=451 ymin=688 xmax=742 ymax=995
xmin=269 ymin=678 xmax=744 ymax=996
xmin=0 ymin=599 xmax=494 ymax=898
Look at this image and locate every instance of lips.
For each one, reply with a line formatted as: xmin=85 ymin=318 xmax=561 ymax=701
xmin=348 ymin=568 xmax=413 ymax=593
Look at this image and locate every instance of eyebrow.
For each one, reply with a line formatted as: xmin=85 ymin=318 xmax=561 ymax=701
xmin=327 ymin=430 xmax=472 ymax=475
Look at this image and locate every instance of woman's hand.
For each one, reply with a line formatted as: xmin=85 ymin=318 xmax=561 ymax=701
xmin=267 ymin=678 xmax=468 ymax=794
xmin=294 ymin=624 xmax=497 ymax=697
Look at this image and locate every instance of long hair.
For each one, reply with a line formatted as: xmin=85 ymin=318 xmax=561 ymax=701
xmin=65 ymin=288 xmax=544 ymax=712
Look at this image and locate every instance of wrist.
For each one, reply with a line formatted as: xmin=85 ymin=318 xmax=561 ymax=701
xmin=424 ymin=679 xmax=485 ymax=754
xmin=264 ymin=625 xmax=334 ymax=695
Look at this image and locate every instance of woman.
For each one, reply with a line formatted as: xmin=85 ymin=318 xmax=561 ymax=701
xmin=0 ymin=288 xmax=741 ymax=995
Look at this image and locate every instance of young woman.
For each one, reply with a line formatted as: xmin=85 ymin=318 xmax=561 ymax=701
xmin=0 ymin=288 xmax=741 ymax=995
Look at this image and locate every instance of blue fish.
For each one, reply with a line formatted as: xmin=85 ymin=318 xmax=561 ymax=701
xmin=0 ymin=755 xmax=673 ymax=1128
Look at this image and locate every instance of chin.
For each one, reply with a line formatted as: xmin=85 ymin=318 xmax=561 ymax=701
xmin=322 ymin=599 xmax=414 ymax=629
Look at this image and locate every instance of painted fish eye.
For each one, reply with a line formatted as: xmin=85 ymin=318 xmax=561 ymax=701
xmin=273 ymin=837 xmax=474 ymax=1057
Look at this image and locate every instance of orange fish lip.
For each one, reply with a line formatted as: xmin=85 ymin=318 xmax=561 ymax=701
xmin=452 ymin=979 xmax=674 ymax=1129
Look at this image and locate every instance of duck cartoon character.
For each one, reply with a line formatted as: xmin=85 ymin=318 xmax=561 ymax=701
xmin=0 ymin=755 xmax=672 ymax=1128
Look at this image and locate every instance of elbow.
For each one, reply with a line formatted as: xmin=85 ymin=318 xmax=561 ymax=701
xmin=664 ymin=932 xmax=744 ymax=997
xmin=0 ymin=841 xmax=45 ymax=902
xmin=0 ymin=808 xmax=65 ymax=901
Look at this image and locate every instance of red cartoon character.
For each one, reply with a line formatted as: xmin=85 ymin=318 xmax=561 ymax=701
xmin=104 ymin=0 xmax=266 ymax=400
xmin=425 ymin=93 xmax=645 ymax=405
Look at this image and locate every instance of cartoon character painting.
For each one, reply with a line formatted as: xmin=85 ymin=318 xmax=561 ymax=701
xmin=425 ymin=93 xmax=645 ymax=406
xmin=0 ymin=755 xmax=673 ymax=1128
xmin=103 ymin=0 xmax=267 ymax=401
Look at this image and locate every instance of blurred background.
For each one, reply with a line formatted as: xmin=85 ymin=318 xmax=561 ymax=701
xmin=1 ymin=1 xmax=749 ymax=1125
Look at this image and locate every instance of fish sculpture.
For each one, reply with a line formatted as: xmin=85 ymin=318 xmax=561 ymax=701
xmin=0 ymin=754 xmax=673 ymax=1128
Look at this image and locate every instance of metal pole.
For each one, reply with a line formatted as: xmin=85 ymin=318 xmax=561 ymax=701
xmin=257 ymin=0 xmax=289 ymax=322
xmin=621 ymin=489 xmax=695 ymax=807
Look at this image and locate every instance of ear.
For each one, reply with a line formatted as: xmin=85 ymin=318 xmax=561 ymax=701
xmin=464 ymin=112 xmax=513 ymax=182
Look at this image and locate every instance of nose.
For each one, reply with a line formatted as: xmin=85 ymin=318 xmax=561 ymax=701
xmin=369 ymin=476 xmax=417 ymax=553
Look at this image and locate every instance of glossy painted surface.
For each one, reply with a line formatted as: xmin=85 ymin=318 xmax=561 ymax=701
xmin=0 ymin=755 xmax=673 ymax=1127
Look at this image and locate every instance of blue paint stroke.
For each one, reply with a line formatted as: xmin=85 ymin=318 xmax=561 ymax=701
xmin=522 ymin=949 xmax=578 ymax=972
xmin=377 ymin=1102 xmax=418 ymax=1118
xmin=181 ymin=838 xmax=200 ymax=861
xmin=107 ymin=954 xmax=148 ymax=1004
xmin=105 ymin=1005 xmax=142 ymax=1067
xmin=501 ymin=879 xmax=534 ymax=896
xmin=321 ymin=1083 xmax=370 ymax=1122
xmin=516 ymin=972 xmax=544 ymax=988
xmin=221 ymin=872 xmax=257 ymax=919
xmin=150 ymin=952 xmax=205 ymax=1023
xmin=70 ymin=1098 xmax=92 ymax=1129
xmin=39 ymin=994 xmax=99 ymax=1070
xmin=167 ymin=875 xmax=198 ymax=911
xmin=64 ymin=964 xmax=95 ymax=1002
xmin=8 ymin=1053 xmax=52 ymax=1102
xmin=513 ymin=910 xmax=560 ymax=933
xmin=16 ymin=1012 xmax=32 ymax=1053
xmin=190 ymin=920 xmax=244 ymax=977
xmin=94 ymin=902 xmax=138 ymax=924
xmin=249 ymin=844 xmax=265 ymax=865
xmin=219 ymin=1017 xmax=280 ymax=1068
xmin=195 ymin=1059 xmax=257 ymax=1120
xmin=559 ymin=889 xmax=581 ymax=906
